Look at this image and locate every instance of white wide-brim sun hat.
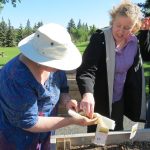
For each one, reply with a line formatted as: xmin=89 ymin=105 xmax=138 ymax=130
xmin=18 ymin=23 xmax=82 ymax=71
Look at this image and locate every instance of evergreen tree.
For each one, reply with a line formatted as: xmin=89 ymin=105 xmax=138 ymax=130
xmin=70 ymin=28 xmax=78 ymax=42
xmin=0 ymin=18 xmax=7 ymax=47
xmin=23 ymin=19 xmax=33 ymax=38
xmin=77 ymin=19 xmax=82 ymax=29
xmin=0 ymin=0 xmax=21 ymax=7
xmin=67 ymin=18 xmax=76 ymax=33
xmin=33 ymin=23 xmax=37 ymax=32
xmin=76 ymin=26 xmax=89 ymax=42
xmin=71 ymin=24 xmax=88 ymax=43
xmin=5 ymin=19 xmax=15 ymax=47
xmin=67 ymin=18 xmax=92 ymax=43
xmin=37 ymin=21 xmax=43 ymax=28
xmin=85 ymin=23 xmax=89 ymax=31
xmin=89 ymin=25 xmax=97 ymax=36
xmin=145 ymin=0 xmax=150 ymax=16
xmin=138 ymin=0 xmax=150 ymax=16
xmin=33 ymin=21 xmax=43 ymax=32
xmin=16 ymin=24 xmax=23 ymax=44
xmin=0 ymin=2 xmax=3 ymax=11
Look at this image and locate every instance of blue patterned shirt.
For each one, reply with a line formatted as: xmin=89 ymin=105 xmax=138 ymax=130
xmin=0 ymin=55 xmax=68 ymax=150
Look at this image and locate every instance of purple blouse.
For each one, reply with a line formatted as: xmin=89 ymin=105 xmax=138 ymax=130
xmin=113 ymin=35 xmax=138 ymax=102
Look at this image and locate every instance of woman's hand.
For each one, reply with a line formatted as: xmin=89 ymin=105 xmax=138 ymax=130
xmin=72 ymin=114 xmax=98 ymax=126
xmin=141 ymin=17 xmax=150 ymax=30
xmin=60 ymin=93 xmax=78 ymax=111
xmin=66 ymin=99 xmax=78 ymax=111
xmin=79 ymin=93 xmax=95 ymax=119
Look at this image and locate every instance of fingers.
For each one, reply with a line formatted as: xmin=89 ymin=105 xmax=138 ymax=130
xmin=80 ymin=102 xmax=90 ymax=116
xmin=86 ymin=117 xmax=98 ymax=126
xmin=74 ymin=115 xmax=98 ymax=126
xmin=70 ymin=100 xmax=78 ymax=111
xmin=66 ymin=99 xmax=78 ymax=111
xmin=89 ymin=104 xmax=94 ymax=119
xmin=68 ymin=109 xmax=84 ymax=119
xmin=82 ymin=115 xmax=99 ymax=126
xmin=79 ymin=93 xmax=95 ymax=119
xmin=68 ymin=109 xmax=98 ymax=126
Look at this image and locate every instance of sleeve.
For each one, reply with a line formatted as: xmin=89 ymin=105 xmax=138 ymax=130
xmin=76 ymin=30 xmax=105 ymax=96
xmin=58 ymin=71 xmax=69 ymax=93
xmin=1 ymin=79 xmax=38 ymax=129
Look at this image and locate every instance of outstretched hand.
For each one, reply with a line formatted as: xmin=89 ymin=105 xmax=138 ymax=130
xmin=74 ymin=115 xmax=98 ymax=126
xmin=68 ymin=109 xmax=98 ymax=126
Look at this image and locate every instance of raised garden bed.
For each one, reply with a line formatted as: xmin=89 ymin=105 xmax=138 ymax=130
xmin=50 ymin=129 xmax=150 ymax=150
xmin=70 ymin=141 xmax=150 ymax=150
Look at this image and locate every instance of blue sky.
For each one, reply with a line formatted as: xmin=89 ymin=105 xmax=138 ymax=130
xmin=0 ymin=0 xmax=145 ymax=29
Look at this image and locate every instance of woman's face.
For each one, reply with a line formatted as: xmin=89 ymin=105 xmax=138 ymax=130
xmin=112 ymin=16 xmax=135 ymax=43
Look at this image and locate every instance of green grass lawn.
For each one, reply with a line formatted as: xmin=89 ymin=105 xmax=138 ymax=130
xmin=0 ymin=47 xmax=20 ymax=66
xmin=0 ymin=45 xmax=150 ymax=94
xmin=0 ymin=42 xmax=88 ymax=65
xmin=0 ymin=46 xmax=150 ymax=71
xmin=76 ymin=41 xmax=89 ymax=54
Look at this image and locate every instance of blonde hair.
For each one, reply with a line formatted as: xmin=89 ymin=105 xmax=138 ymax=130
xmin=109 ymin=0 xmax=143 ymax=33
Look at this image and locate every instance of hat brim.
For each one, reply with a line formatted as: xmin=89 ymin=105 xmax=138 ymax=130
xmin=18 ymin=34 xmax=82 ymax=71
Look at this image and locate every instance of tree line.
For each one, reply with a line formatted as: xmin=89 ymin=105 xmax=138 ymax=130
xmin=0 ymin=18 xmax=97 ymax=47
xmin=0 ymin=18 xmax=43 ymax=47
xmin=67 ymin=18 xmax=97 ymax=43
xmin=0 ymin=0 xmax=149 ymax=47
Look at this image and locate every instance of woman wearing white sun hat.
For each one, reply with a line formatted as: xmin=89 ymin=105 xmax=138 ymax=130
xmin=0 ymin=23 xmax=98 ymax=150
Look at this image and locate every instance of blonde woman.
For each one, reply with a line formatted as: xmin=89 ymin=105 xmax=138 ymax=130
xmin=76 ymin=0 xmax=147 ymax=131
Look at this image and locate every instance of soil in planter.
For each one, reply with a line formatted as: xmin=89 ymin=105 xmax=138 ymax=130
xmin=71 ymin=141 xmax=150 ymax=150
